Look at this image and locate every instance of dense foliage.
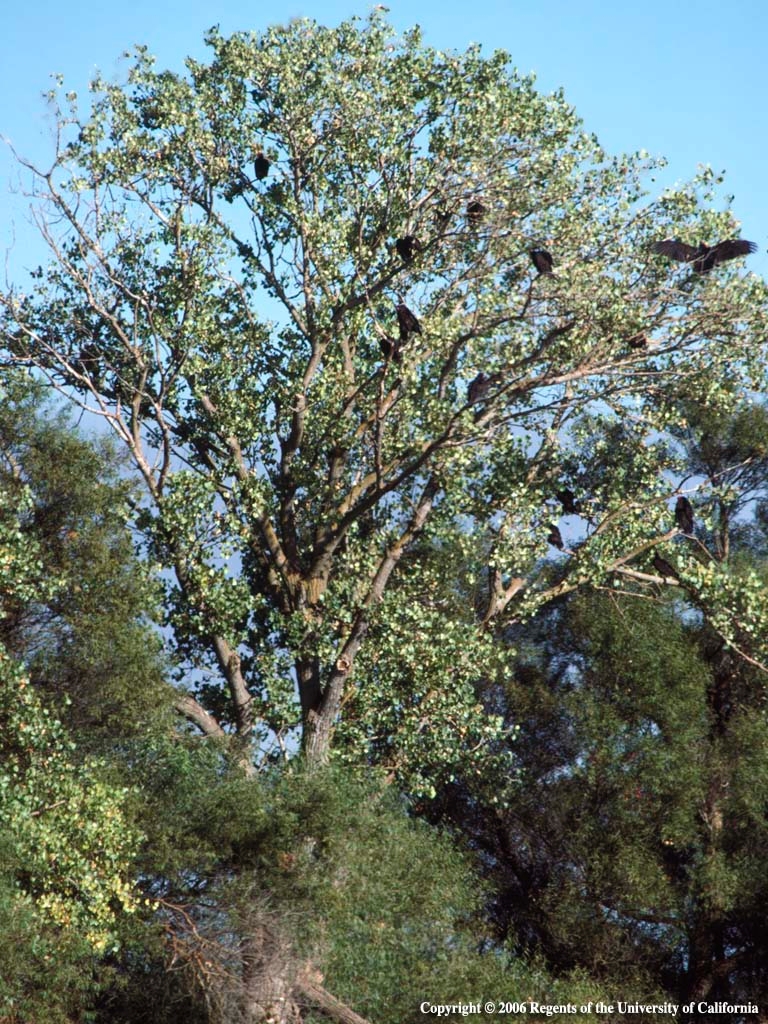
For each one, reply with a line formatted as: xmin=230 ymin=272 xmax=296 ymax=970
xmin=0 ymin=382 xmax=144 ymax=1020
xmin=4 ymin=14 xmax=768 ymax=782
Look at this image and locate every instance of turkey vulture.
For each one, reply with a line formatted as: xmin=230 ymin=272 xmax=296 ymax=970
xmin=556 ymin=489 xmax=580 ymax=515
xmin=395 ymin=303 xmax=422 ymax=342
xmin=468 ymin=372 xmax=491 ymax=405
xmin=547 ymin=523 xmax=564 ymax=550
xmin=652 ymin=553 xmax=678 ymax=580
xmin=675 ymin=496 xmax=694 ymax=534
xmin=529 ymin=249 xmax=554 ymax=276
xmin=651 ymin=238 xmax=757 ymax=274
xmin=253 ymin=152 xmax=270 ymax=180
xmin=379 ymin=335 xmax=401 ymax=363
xmin=395 ymin=235 xmax=422 ymax=264
xmin=466 ymin=200 xmax=487 ymax=225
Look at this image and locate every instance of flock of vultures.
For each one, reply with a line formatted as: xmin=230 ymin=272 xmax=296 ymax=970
xmin=380 ymin=233 xmax=758 ymax=366
xmin=248 ymin=150 xmax=757 ymax=579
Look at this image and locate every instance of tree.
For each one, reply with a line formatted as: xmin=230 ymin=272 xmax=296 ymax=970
xmin=428 ymin=401 xmax=768 ymax=1022
xmin=0 ymin=370 xmax=174 ymax=750
xmin=96 ymin=754 xmax=612 ymax=1024
xmin=4 ymin=16 xmax=768 ymax=1021
xmin=0 ymin=442 xmax=141 ymax=1021
xmin=3 ymin=14 xmax=768 ymax=783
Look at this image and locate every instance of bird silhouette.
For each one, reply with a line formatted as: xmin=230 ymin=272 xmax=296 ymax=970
xmin=556 ymin=489 xmax=580 ymax=515
xmin=627 ymin=333 xmax=648 ymax=350
xmin=395 ymin=302 xmax=422 ymax=342
xmin=379 ymin=335 xmax=401 ymax=363
xmin=547 ymin=523 xmax=564 ymax=550
xmin=652 ymin=553 xmax=678 ymax=580
xmin=253 ymin=152 xmax=270 ymax=180
xmin=395 ymin=235 xmax=422 ymax=264
xmin=529 ymin=249 xmax=554 ymax=276
xmin=675 ymin=496 xmax=694 ymax=535
xmin=468 ymin=372 xmax=492 ymax=405
xmin=466 ymin=200 xmax=487 ymax=225
xmin=652 ymin=238 xmax=757 ymax=274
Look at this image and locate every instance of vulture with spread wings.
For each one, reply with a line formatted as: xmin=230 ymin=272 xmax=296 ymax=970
xmin=652 ymin=238 xmax=757 ymax=274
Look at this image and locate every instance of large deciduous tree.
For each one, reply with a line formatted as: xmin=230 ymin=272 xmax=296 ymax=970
xmin=2 ymin=13 xmax=768 ymax=786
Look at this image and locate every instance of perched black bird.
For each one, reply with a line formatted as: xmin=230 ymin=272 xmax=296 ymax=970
xmin=395 ymin=302 xmax=422 ymax=342
xmin=468 ymin=372 xmax=491 ymax=405
xmin=253 ymin=152 xmax=270 ymax=180
xmin=223 ymin=177 xmax=247 ymax=203
xmin=652 ymin=553 xmax=678 ymax=580
xmin=236 ymin=241 xmax=256 ymax=260
xmin=379 ymin=335 xmax=401 ymax=363
xmin=652 ymin=238 xmax=757 ymax=274
xmin=76 ymin=344 xmax=103 ymax=386
xmin=556 ymin=488 xmax=580 ymax=515
xmin=395 ymin=235 xmax=422 ymax=264
xmin=529 ymin=249 xmax=554 ymax=276
xmin=547 ymin=523 xmax=564 ymax=550
xmin=675 ymin=496 xmax=694 ymax=535
xmin=466 ymin=200 xmax=487 ymax=225
xmin=627 ymin=333 xmax=648 ymax=350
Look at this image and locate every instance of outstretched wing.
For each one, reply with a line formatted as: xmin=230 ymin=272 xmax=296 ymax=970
xmin=651 ymin=239 xmax=700 ymax=263
xmin=709 ymin=239 xmax=758 ymax=265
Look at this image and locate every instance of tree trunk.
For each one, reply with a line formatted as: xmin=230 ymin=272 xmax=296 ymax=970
xmin=302 ymin=702 xmax=336 ymax=766
xmin=241 ymin=925 xmax=301 ymax=1024
xmin=686 ymin=919 xmax=718 ymax=1006
xmin=297 ymin=656 xmax=336 ymax=766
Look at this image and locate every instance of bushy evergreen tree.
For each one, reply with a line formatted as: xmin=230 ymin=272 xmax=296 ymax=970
xmin=0 ymin=380 xmax=145 ymax=1019
xmin=431 ymin=402 xmax=768 ymax=1023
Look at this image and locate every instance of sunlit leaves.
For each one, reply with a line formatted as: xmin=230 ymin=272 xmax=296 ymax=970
xmin=0 ymin=505 xmax=139 ymax=954
xmin=3 ymin=12 xmax=768 ymax=785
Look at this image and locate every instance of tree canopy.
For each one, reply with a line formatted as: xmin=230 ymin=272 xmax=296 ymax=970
xmin=3 ymin=14 xmax=768 ymax=781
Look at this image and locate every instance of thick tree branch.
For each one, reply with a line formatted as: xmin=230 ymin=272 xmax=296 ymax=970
xmin=174 ymin=693 xmax=226 ymax=739
xmin=296 ymin=968 xmax=375 ymax=1024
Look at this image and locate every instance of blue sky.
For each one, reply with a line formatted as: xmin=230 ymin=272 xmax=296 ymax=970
xmin=2 ymin=0 xmax=767 ymax=276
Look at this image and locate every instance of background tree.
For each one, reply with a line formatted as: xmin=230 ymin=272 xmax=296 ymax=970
xmin=428 ymin=400 xmax=768 ymax=1022
xmin=96 ymin=755 xmax=613 ymax=1024
xmin=0 ymin=410 xmax=142 ymax=1021
xmin=0 ymin=369 xmax=174 ymax=750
